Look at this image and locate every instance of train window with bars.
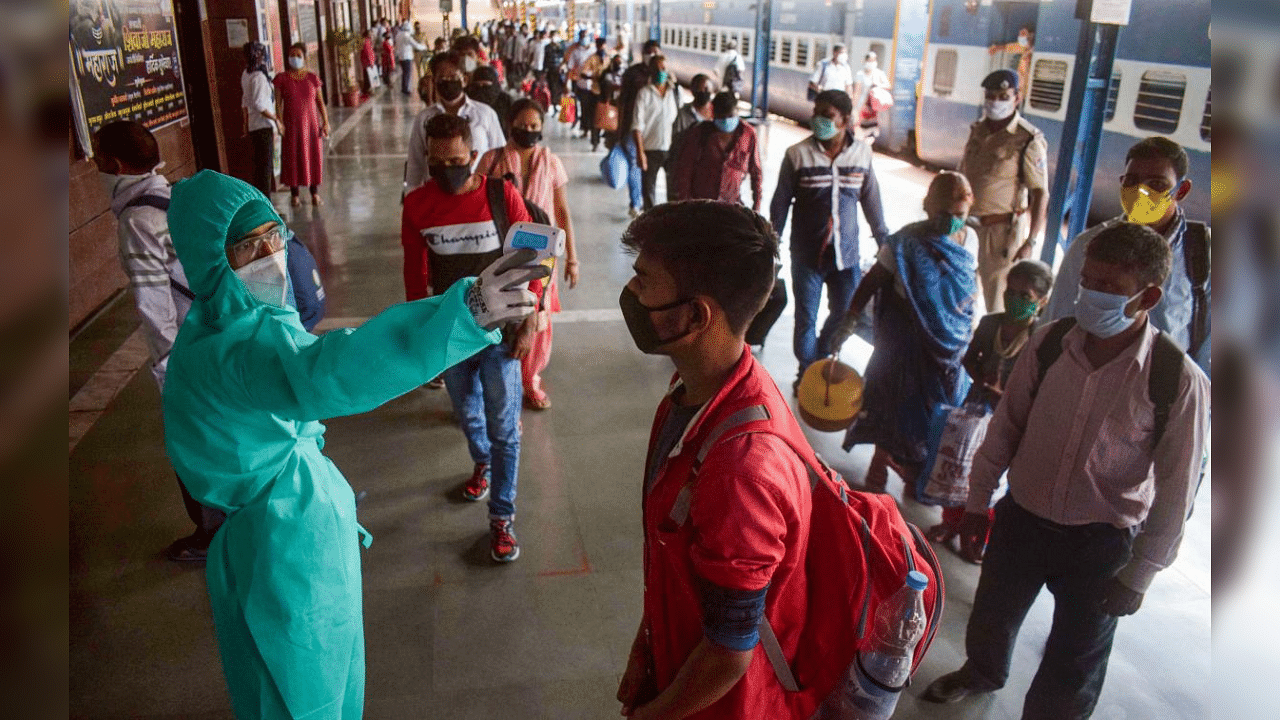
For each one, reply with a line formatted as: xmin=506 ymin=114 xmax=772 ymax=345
xmin=1201 ymin=89 xmax=1211 ymax=141
xmin=741 ymin=33 xmax=750 ymax=59
xmin=814 ymin=40 xmax=828 ymax=68
xmin=1029 ymin=59 xmax=1068 ymax=111
xmin=938 ymin=6 xmax=952 ymax=37
xmin=933 ymin=49 xmax=957 ymax=96
xmin=1104 ymin=72 xmax=1122 ymax=121
xmin=1134 ymin=69 xmax=1186 ymax=133
xmin=781 ymin=37 xmax=793 ymax=65
xmin=684 ymin=29 xmax=691 ymax=48
xmin=796 ymin=38 xmax=809 ymax=68
xmin=701 ymin=31 xmax=708 ymax=51
xmin=770 ymin=37 xmax=778 ymax=62
xmin=710 ymin=32 xmax=718 ymax=53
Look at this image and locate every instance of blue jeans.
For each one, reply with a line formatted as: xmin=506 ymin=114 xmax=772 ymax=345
xmin=442 ymin=344 xmax=522 ymax=519
xmin=791 ymin=255 xmax=860 ymax=375
xmin=622 ymin=137 xmax=644 ymax=210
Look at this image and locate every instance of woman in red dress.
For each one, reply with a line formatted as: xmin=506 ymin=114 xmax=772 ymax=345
xmin=274 ymin=42 xmax=329 ymax=207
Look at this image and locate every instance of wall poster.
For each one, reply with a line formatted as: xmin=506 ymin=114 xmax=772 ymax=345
xmin=69 ymin=0 xmax=189 ymax=156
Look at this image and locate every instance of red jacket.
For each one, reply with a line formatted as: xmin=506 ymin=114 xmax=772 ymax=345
xmin=641 ymin=347 xmax=813 ymax=719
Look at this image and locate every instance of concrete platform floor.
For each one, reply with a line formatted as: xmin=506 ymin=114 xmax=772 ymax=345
xmin=69 ymin=88 xmax=1209 ymax=719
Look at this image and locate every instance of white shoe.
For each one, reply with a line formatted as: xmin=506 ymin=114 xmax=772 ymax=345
xmin=628 ymin=206 xmax=640 ymax=219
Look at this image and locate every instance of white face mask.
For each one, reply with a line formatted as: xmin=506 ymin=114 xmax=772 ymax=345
xmin=463 ymin=56 xmax=478 ymax=73
xmin=1018 ymin=34 xmax=1030 ymax=48
xmin=288 ymin=56 xmax=304 ymax=70
xmin=835 ymin=53 xmax=848 ymax=65
xmin=1075 ymin=285 xmax=1145 ymax=339
xmin=984 ymin=97 xmax=1016 ymax=121
xmin=864 ymin=61 xmax=877 ymax=72
xmin=235 ymin=250 xmax=291 ymax=309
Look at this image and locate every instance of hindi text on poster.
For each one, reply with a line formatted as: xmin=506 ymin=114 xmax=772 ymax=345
xmin=69 ymin=0 xmax=188 ymax=140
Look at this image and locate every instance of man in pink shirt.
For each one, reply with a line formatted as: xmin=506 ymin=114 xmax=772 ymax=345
xmin=922 ymin=222 xmax=1209 ymax=719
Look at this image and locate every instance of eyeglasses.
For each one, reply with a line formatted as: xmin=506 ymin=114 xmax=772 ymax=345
xmin=1118 ymin=174 xmax=1178 ymax=192
xmin=228 ymin=224 xmax=286 ymax=268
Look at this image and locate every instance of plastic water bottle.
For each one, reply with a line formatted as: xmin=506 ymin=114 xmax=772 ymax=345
xmin=817 ymin=570 xmax=928 ymax=719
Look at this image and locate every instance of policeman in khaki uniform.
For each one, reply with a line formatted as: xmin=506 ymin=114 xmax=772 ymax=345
xmin=959 ymin=69 xmax=1049 ymax=312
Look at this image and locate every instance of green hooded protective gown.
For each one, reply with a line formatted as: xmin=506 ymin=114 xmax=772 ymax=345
xmin=162 ymin=170 xmax=498 ymax=719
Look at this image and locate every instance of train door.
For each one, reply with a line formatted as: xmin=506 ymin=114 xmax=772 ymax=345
xmin=883 ymin=0 xmax=930 ymax=154
xmin=989 ymin=1 xmax=1039 ymax=107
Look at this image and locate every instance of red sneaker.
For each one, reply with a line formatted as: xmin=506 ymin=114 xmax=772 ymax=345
xmin=490 ymin=518 xmax=520 ymax=562
xmin=462 ymin=464 xmax=490 ymax=502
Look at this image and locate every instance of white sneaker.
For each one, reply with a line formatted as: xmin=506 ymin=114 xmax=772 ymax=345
xmin=628 ymin=206 xmax=641 ymax=219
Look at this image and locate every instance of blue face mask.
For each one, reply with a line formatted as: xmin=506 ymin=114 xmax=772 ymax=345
xmin=1075 ymin=285 xmax=1146 ymax=339
xmin=811 ymin=115 xmax=839 ymax=141
xmin=713 ymin=116 xmax=740 ymax=133
xmin=654 ymin=70 xmax=668 ymax=85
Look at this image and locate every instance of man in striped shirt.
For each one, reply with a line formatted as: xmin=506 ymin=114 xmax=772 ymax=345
xmin=922 ymin=223 xmax=1210 ymax=719
xmin=769 ymin=89 xmax=889 ymax=392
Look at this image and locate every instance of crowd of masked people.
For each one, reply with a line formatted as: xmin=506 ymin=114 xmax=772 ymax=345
xmin=85 ymin=13 xmax=1211 ymax=719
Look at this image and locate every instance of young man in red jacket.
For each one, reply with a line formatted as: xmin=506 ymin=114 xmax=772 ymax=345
xmin=616 ymin=201 xmax=814 ymax=719
xmin=402 ymin=112 xmax=542 ymax=562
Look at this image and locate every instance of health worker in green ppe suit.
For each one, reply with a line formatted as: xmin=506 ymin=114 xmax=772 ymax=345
xmin=161 ymin=170 xmax=546 ymax=719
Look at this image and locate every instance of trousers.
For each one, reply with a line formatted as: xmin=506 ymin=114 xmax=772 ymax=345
xmin=963 ymin=497 xmax=1137 ymax=720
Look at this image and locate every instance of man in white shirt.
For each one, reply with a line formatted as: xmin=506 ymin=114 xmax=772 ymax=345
xmin=394 ymin=21 xmax=428 ymax=96
xmin=406 ymin=51 xmax=506 ymax=189
xmin=852 ymin=51 xmax=891 ymax=116
xmin=564 ymin=31 xmax=595 ymax=136
xmin=808 ymin=43 xmax=854 ymax=97
xmin=714 ymin=39 xmax=745 ymax=94
xmin=631 ymin=54 xmax=680 ymax=211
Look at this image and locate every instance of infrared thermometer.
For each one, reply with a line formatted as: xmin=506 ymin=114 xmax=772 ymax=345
xmin=503 ymin=222 xmax=565 ymax=265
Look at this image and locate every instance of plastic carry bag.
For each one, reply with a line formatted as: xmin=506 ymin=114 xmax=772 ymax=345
xmin=916 ymin=402 xmax=991 ymax=506
xmin=600 ymin=143 xmax=629 ymax=189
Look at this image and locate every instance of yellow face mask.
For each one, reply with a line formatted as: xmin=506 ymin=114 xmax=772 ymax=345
xmin=1120 ymin=183 xmax=1175 ymax=225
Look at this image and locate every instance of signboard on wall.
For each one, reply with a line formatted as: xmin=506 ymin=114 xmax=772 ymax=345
xmin=69 ymin=0 xmax=188 ymax=155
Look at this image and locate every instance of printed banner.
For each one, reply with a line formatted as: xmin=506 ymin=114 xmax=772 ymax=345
xmin=69 ymin=0 xmax=188 ymax=153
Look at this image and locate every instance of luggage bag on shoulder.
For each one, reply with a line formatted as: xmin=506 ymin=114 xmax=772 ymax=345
xmin=674 ymin=406 xmax=945 ymax=716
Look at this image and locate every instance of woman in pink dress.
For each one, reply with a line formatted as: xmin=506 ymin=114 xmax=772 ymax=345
xmin=476 ymin=98 xmax=580 ymax=410
xmin=274 ymin=42 xmax=329 ymax=207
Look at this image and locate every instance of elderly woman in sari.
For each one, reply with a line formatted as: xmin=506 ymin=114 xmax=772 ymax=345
xmin=830 ymin=171 xmax=980 ymax=493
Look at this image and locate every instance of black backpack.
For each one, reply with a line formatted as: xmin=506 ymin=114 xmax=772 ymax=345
xmin=124 ymin=194 xmax=327 ymax=331
xmin=1182 ymin=221 xmax=1210 ymax=360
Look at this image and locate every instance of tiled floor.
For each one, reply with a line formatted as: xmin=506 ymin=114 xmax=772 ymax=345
xmin=68 ymin=88 xmax=1209 ymax=719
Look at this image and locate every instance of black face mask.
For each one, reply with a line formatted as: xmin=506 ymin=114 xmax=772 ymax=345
xmin=428 ymin=163 xmax=472 ymax=194
xmin=512 ymin=128 xmax=542 ymax=148
xmin=619 ymin=286 xmax=694 ymax=354
xmin=692 ymin=89 xmax=712 ymax=105
xmin=436 ymin=79 xmax=464 ymax=102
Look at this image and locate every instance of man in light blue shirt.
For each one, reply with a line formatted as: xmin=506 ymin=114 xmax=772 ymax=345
xmin=1044 ymin=137 xmax=1210 ymax=373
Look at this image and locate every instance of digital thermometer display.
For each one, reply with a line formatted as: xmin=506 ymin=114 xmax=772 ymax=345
xmin=511 ymin=229 xmax=550 ymax=251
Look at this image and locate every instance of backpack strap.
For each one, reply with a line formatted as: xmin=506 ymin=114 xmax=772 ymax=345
xmin=122 ymin=194 xmax=196 ymax=301
xmin=123 ymin=194 xmax=170 ymax=212
xmin=1148 ymin=331 xmax=1184 ymax=450
xmin=486 ymin=176 xmax=511 ymax=241
xmin=1181 ymin=221 xmax=1211 ymax=359
xmin=1031 ymin=318 xmax=1076 ymax=402
xmin=667 ymin=404 xmax=772 ymax=526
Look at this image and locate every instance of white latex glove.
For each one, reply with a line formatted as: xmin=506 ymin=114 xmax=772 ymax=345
xmin=465 ymin=248 xmax=551 ymax=331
